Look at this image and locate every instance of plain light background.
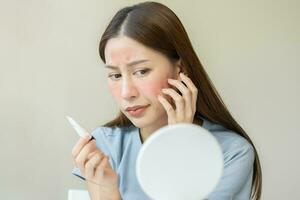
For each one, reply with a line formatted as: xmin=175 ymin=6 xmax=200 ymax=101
xmin=0 ymin=0 xmax=299 ymax=199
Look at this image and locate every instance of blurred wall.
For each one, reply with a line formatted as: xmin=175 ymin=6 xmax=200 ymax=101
xmin=0 ymin=0 xmax=299 ymax=199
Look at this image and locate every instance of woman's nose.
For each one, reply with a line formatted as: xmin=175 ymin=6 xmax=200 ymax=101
xmin=121 ymin=77 xmax=138 ymax=100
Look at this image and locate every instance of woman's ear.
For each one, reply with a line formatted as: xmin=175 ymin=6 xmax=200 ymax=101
xmin=174 ymin=59 xmax=186 ymax=80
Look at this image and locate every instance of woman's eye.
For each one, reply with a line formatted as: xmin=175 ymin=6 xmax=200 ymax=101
xmin=108 ymin=69 xmax=150 ymax=81
xmin=108 ymin=74 xmax=121 ymax=80
xmin=134 ymin=69 xmax=150 ymax=76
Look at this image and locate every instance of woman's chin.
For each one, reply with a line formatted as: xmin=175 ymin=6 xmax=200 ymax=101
xmin=129 ymin=117 xmax=151 ymax=128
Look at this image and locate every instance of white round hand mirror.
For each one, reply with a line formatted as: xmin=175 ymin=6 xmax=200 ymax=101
xmin=136 ymin=123 xmax=224 ymax=200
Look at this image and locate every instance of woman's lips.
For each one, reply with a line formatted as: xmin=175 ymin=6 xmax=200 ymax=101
xmin=127 ymin=105 xmax=149 ymax=117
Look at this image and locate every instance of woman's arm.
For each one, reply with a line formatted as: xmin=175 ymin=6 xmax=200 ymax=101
xmin=86 ymin=181 xmax=121 ymax=200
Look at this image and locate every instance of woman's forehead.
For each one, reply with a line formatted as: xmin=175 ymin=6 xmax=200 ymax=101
xmin=104 ymin=36 xmax=157 ymax=66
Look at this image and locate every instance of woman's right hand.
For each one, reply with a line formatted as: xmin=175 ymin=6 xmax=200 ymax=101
xmin=71 ymin=136 xmax=119 ymax=190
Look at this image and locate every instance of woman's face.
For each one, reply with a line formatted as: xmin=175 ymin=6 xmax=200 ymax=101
xmin=104 ymin=36 xmax=181 ymax=128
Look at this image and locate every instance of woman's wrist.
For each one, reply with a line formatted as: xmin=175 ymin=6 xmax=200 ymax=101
xmin=86 ymin=181 xmax=121 ymax=200
xmin=99 ymin=187 xmax=121 ymax=200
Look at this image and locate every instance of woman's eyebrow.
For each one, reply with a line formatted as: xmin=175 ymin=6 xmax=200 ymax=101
xmin=105 ymin=59 xmax=149 ymax=70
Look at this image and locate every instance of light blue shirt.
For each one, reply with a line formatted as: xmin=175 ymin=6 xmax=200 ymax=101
xmin=72 ymin=116 xmax=255 ymax=200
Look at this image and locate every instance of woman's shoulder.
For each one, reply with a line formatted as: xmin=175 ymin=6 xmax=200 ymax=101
xmin=200 ymin=116 xmax=255 ymax=163
xmin=200 ymin=117 xmax=255 ymax=198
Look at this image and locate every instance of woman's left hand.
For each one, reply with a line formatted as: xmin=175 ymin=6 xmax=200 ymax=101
xmin=158 ymin=72 xmax=198 ymax=124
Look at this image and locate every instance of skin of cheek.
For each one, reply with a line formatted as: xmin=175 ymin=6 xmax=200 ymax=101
xmin=141 ymin=79 xmax=176 ymax=109
xmin=107 ymin=79 xmax=166 ymax=103
xmin=107 ymin=76 xmax=178 ymax=109
xmin=108 ymin=83 xmax=122 ymax=103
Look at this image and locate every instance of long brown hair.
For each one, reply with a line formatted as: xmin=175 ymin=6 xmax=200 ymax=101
xmin=98 ymin=1 xmax=262 ymax=199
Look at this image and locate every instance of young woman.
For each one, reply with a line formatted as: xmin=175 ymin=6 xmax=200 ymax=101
xmin=71 ymin=2 xmax=262 ymax=200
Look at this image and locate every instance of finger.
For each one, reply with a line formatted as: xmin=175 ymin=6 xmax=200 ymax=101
xmin=158 ymin=95 xmax=176 ymax=123
xmin=179 ymin=73 xmax=198 ymax=112
xmin=85 ymin=152 xmax=105 ymax=179
xmin=95 ymin=155 xmax=109 ymax=177
xmin=87 ymin=151 xmax=97 ymax=160
xmin=71 ymin=136 xmax=93 ymax=161
xmin=167 ymin=78 xmax=189 ymax=96
xmin=161 ymin=88 xmax=185 ymax=120
xmin=87 ymin=150 xmax=105 ymax=161
xmin=75 ymin=140 xmax=98 ymax=172
xmin=168 ymin=78 xmax=193 ymax=116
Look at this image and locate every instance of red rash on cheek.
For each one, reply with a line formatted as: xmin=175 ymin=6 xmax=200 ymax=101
xmin=107 ymin=78 xmax=172 ymax=101
xmin=142 ymin=84 xmax=161 ymax=96
xmin=139 ymin=79 xmax=171 ymax=98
